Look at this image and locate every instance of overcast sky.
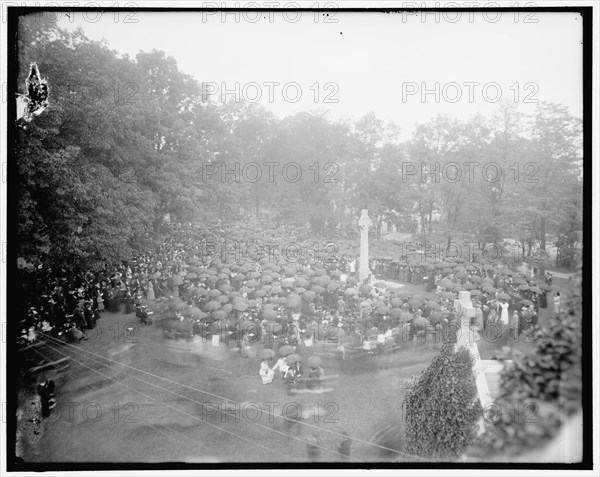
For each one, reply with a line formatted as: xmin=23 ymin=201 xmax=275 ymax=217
xmin=56 ymin=9 xmax=583 ymax=139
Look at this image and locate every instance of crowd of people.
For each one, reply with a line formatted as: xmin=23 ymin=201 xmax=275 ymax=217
xmin=17 ymin=220 xmax=562 ymax=368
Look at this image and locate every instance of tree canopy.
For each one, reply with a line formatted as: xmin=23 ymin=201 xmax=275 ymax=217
xmin=16 ymin=16 xmax=583 ymax=271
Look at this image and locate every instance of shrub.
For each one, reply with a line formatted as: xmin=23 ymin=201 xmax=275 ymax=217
xmin=404 ymin=343 xmax=483 ymax=460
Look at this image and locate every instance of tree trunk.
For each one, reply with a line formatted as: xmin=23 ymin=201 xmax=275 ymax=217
xmin=540 ymin=216 xmax=546 ymax=250
xmin=152 ymin=216 xmax=163 ymax=245
xmin=428 ymin=201 xmax=433 ymax=236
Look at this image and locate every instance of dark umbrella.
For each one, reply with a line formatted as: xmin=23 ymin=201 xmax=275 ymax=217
xmin=278 ymin=345 xmax=294 ymax=357
xmin=259 ymin=348 xmax=276 ymax=360
xmin=305 ymin=355 xmax=322 ymax=367
xmin=286 ymin=353 xmax=302 ymax=364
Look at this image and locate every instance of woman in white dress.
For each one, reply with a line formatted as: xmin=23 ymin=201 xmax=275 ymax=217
xmin=272 ymin=356 xmax=289 ymax=379
xmin=499 ymin=300 xmax=509 ymax=326
xmin=554 ymin=293 xmax=561 ymax=314
xmin=146 ymin=280 xmax=155 ymax=301
xmin=259 ymin=359 xmax=274 ymax=384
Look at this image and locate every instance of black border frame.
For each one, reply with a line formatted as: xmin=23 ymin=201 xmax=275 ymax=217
xmin=4 ymin=5 xmax=594 ymax=471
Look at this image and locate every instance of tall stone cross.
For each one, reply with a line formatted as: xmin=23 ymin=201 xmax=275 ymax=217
xmin=358 ymin=209 xmax=371 ymax=283
xmin=454 ymin=290 xmax=493 ymax=436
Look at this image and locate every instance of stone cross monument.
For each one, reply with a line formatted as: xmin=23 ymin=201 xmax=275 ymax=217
xmin=453 ymin=290 xmax=493 ymax=435
xmin=358 ymin=209 xmax=371 ymax=283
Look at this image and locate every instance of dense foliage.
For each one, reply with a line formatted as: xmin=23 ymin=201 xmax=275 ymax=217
xmin=16 ymin=16 xmax=583 ymax=272
xmin=404 ymin=343 xmax=483 ymax=460
xmin=474 ymin=261 xmax=583 ymax=456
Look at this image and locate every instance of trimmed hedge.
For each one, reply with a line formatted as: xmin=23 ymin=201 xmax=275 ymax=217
xmin=404 ymin=343 xmax=483 ymax=460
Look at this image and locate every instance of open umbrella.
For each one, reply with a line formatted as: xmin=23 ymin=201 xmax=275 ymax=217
xmin=390 ymin=308 xmax=402 ymax=319
xmin=345 ymin=287 xmax=358 ymax=296
xmin=360 ymin=284 xmax=372 ymax=295
xmin=428 ymin=311 xmax=443 ymax=324
xmin=204 ymin=300 xmax=221 ymax=311
xmin=408 ymin=297 xmax=424 ymax=309
xmin=425 ymin=300 xmax=441 ymax=310
xmin=286 ymin=353 xmax=302 ymax=364
xmin=497 ymin=293 xmax=511 ymax=300
xmin=186 ymin=307 xmax=205 ymax=319
xmin=412 ymin=316 xmax=430 ymax=327
xmin=233 ymin=301 xmax=248 ymax=311
xmin=520 ymin=299 xmax=534 ymax=306
xmin=212 ymin=310 xmax=227 ymax=320
xmin=305 ymin=355 xmax=322 ymax=368
xmin=303 ymin=291 xmax=316 ymax=302
xmin=399 ymin=311 xmax=413 ymax=322
xmin=278 ymin=345 xmax=294 ymax=357
xmin=209 ymin=289 xmax=222 ymax=297
xmin=374 ymin=281 xmax=387 ymax=289
xmin=285 ymin=295 xmax=301 ymax=308
xmin=217 ymin=295 xmax=229 ymax=304
xmin=327 ymin=281 xmax=340 ymax=291
xmin=517 ymin=284 xmax=530 ymax=291
xmin=470 ymin=289 xmax=482 ymax=296
xmin=259 ymin=348 xmax=276 ymax=360
xmin=261 ymin=309 xmax=278 ymax=320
